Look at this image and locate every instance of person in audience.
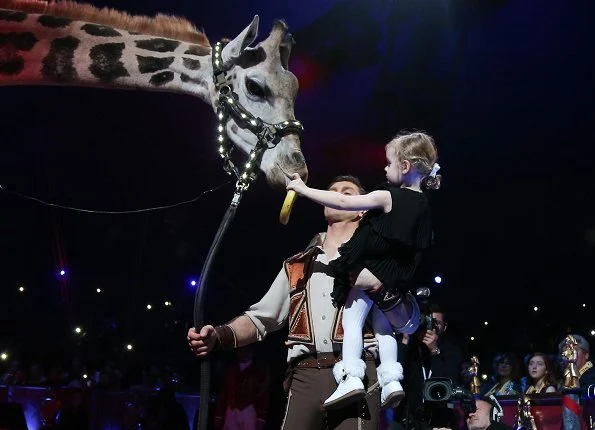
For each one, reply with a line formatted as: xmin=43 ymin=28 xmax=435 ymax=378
xmin=524 ymin=352 xmax=557 ymax=394
xmin=557 ymin=334 xmax=595 ymax=394
xmin=484 ymin=353 xmax=521 ymax=396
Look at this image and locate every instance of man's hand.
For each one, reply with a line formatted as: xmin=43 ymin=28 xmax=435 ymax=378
xmin=422 ymin=329 xmax=439 ymax=353
xmin=286 ymin=173 xmax=308 ymax=196
xmin=187 ymin=326 xmax=217 ymax=357
xmin=349 ymin=268 xmax=383 ymax=293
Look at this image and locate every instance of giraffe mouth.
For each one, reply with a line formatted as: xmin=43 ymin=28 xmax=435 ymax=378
xmin=228 ymin=122 xmax=307 ymax=191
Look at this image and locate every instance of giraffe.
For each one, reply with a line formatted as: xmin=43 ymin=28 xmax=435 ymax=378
xmin=0 ymin=0 xmax=308 ymax=190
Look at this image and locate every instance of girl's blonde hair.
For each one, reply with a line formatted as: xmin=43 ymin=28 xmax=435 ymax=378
xmin=386 ymin=131 xmax=441 ymax=190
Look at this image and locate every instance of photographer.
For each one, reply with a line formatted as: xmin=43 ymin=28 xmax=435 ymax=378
xmin=390 ymin=303 xmax=462 ymax=429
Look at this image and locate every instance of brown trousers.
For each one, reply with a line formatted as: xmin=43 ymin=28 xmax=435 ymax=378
xmin=281 ymin=359 xmax=380 ymax=430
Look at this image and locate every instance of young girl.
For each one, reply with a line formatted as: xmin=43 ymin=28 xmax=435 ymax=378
xmin=524 ymin=352 xmax=557 ymax=394
xmin=287 ymin=131 xmax=440 ymax=410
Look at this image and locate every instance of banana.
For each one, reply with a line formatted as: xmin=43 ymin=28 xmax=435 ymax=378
xmin=279 ymin=190 xmax=297 ymax=225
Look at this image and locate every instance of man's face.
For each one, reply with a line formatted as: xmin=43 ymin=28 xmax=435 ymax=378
xmin=466 ymin=400 xmax=492 ymax=430
xmin=432 ymin=312 xmax=446 ymax=336
xmin=577 ymin=347 xmax=590 ymax=370
xmin=324 ymin=180 xmax=364 ymax=222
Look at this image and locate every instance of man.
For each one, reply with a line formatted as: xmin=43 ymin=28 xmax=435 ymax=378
xmin=391 ymin=303 xmax=463 ymax=429
xmin=557 ymin=334 xmax=595 ymax=394
xmin=214 ymin=345 xmax=270 ymax=430
xmin=464 ymin=397 xmax=512 ymax=430
xmin=187 ymin=175 xmax=420 ymax=430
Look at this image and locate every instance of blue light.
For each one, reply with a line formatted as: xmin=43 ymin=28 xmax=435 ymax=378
xmin=434 ymin=276 xmax=442 ymax=284
xmin=190 ymin=280 xmax=197 ymax=287
xmin=59 ymin=269 xmax=66 ymax=276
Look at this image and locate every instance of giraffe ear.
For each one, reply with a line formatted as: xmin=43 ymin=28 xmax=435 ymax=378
xmin=221 ymin=15 xmax=259 ymax=68
xmin=279 ymin=32 xmax=295 ymax=70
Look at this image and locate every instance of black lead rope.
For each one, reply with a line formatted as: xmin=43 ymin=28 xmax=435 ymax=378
xmin=193 ymin=39 xmax=303 ymax=430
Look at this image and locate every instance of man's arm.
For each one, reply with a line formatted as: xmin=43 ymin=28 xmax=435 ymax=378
xmin=188 ymin=267 xmax=290 ymax=357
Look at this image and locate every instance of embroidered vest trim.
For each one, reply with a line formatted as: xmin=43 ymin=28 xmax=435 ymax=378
xmin=284 ymin=236 xmax=374 ymax=346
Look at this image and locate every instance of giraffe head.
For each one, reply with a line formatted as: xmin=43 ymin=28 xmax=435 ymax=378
xmin=213 ymin=16 xmax=307 ymax=191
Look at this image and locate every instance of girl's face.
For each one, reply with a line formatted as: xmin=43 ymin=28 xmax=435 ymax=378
xmin=528 ymin=356 xmax=547 ymax=380
xmin=384 ymin=147 xmax=407 ymax=185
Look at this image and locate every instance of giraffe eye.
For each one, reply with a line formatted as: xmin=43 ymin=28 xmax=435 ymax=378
xmin=245 ymin=78 xmax=267 ymax=99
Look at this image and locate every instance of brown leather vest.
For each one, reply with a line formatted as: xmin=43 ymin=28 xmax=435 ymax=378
xmin=284 ymin=242 xmax=374 ymax=347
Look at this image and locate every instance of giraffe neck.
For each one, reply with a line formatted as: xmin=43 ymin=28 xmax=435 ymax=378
xmin=0 ymin=9 xmax=214 ymax=103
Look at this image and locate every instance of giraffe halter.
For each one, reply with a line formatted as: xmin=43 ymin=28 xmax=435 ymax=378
xmin=211 ymin=40 xmax=304 ymax=192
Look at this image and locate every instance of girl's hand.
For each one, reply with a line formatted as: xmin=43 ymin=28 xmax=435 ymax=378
xmin=286 ymin=173 xmax=308 ymax=195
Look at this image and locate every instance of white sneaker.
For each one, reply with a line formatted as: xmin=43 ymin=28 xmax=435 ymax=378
xmin=381 ymin=380 xmax=405 ymax=409
xmin=323 ymin=375 xmax=366 ymax=410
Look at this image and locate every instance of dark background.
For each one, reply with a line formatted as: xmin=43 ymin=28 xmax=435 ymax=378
xmin=1 ymin=0 xmax=594 ymax=387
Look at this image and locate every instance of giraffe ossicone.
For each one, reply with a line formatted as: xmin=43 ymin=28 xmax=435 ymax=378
xmin=0 ymin=0 xmax=307 ymax=190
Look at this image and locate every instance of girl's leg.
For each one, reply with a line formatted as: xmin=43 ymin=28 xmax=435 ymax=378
xmin=324 ymin=288 xmax=373 ymax=409
xmin=341 ymin=288 xmax=373 ymax=361
xmin=372 ymin=306 xmax=405 ymax=409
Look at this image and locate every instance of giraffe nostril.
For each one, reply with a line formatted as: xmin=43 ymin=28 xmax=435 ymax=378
xmin=288 ymin=151 xmax=305 ymax=166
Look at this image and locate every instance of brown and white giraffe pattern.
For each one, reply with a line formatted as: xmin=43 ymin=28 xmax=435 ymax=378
xmin=0 ymin=8 xmax=210 ymax=95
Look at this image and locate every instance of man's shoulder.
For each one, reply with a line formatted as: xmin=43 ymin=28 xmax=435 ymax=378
xmin=439 ymin=338 xmax=462 ymax=354
xmin=285 ymin=233 xmax=324 ymax=263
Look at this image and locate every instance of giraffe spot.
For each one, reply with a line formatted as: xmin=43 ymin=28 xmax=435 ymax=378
xmin=184 ymin=45 xmax=206 ymax=56
xmin=89 ymin=43 xmax=129 ymax=82
xmin=0 ymin=10 xmax=27 ymax=22
xmin=135 ymin=38 xmax=180 ymax=53
xmin=137 ymin=55 xmax=174 ymax=74
xmin=38 ymin=15 xmax=72 ymax=28
xmin=81 ymin=23 xmax=121 ymax=37
xmin=41 ymin=36 xmax=80 ymax=83
xmin=0 ymin=32 xmax=38 ymax=51
xmin=149 ymin=71 xmax=174 ymax=86
xmin=0 ymin=56 xmax=24 ymax=75
xmin=180 ymin=73 xmax=190 ymax=83
xmin=182 ymin=57 xmax=201 ymax=70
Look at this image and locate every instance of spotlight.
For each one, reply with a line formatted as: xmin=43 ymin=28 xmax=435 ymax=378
xmin=74 ymin=326 xmax=82 ymax=334
xmin=164 ymin=301 xmax=171 ymax=307
xmin=126 ymin=344 xmax=133 ymax=351
xmin=484 ymin=321 xmax=488 ymax=326
xmin=190 ymin=280 xmax=197 ymax=287
xmin=533 ymin=306 xmax=538 ymax=312
xmin=59 ymin=269 xmax=66 ymax=276
xmin=96 ymin=288 xmax=101 ymax=293
xmin=434 ymin=276 xmax=442 ymax=284
xmin=83 ymin=374 xmax=88 ymax=379
xmin=470 ymin=336 xmax=475 ymax=341
xmin=591 ymin=330 xmax=595 ymax=337
xmin=18 ymin=286 xmax=25 ymax=293
xmin=146 ymin=304 xmax=152 ymax=310
xmin=0 ymin=352 xmax=7 ymax=361
xmin=583 ymin=304 xmax=587 ymax=308
xmin=481 ymin=374 xmax=488 ymax=381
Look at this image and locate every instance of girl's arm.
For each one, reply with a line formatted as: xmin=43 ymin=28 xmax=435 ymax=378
xmin=287 ymin=174 xmax=391 ymax=212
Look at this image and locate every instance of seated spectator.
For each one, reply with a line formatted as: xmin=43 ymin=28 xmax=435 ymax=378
xmin=524 ymin=352 xmax=557 ymax=394
xmin=483 ymin=353 xmax=521 ymax=396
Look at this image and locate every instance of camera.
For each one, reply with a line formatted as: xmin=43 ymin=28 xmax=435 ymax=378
xmin=423 ymin=377 xmax=476 ymax=415
xmin=415 ymin=287 xmax=439 ymax=333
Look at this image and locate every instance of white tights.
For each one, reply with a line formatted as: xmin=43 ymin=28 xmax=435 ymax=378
xmin=341 ymin=288 xmax=397 ymax=366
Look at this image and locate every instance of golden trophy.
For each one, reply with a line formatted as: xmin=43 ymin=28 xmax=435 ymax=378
xmin=514 ymin=395 xmax=537 ymax=430
xmin=468 ymin=356 xmax=481 ymax=395
xmin=561 ymin=334 xmax=580 ymax=389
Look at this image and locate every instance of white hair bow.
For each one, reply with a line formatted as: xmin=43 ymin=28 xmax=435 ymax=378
xmin=429 ymin=163 xmax=440 ymax=178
